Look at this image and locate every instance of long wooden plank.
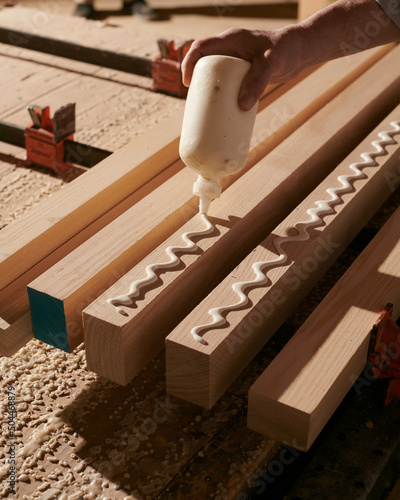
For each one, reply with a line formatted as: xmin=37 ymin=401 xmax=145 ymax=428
xmin=83 ymin=48 xmax=400 ymax=384
xmin=165 ymin=105 xmax=400 ymax=408
xmin=0 ymin=55 xmax=78 ymax=117
xmin=0 ymin=5 xmax=160 ymax=62
xmin=247 ymin=204 xmax=400 ymax=451
xmin=0 ymin=28 xmax=153 ymax=78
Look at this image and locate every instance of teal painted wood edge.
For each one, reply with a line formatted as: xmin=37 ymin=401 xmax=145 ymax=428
xmin=27 ymin=287 xmax=69 ymax=352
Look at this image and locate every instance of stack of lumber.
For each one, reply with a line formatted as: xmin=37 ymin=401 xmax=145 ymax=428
xmin=165 ymin=103 xmax=400 ymax=412
xmin=85 ymin=44 xmax=398 ymax=385
xmin=247 ymin=200 xmax=400 ymax=450
xmin=1 ymin=11 xmax=400 ymax=456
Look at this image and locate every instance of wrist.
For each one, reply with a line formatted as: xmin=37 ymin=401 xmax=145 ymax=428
xmin=265 ymin=23 xmax=310 ymax=82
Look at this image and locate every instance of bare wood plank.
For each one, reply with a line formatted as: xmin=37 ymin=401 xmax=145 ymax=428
xmin=2 ymin=64 xmax=175 ymax=150
xmin=165 ymin=64 xmax=400 ymax=407
xmin=247 ymin=203 xmax=400 ymax=451
xmin=0 ymin=6 xmax=161 ymax=91
xmin=84 ymin=47 xmax=400 ymax=384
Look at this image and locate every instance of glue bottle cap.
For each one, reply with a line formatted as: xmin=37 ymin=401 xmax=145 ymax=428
xmin=193 ymin=175 xmax=222 ymax=214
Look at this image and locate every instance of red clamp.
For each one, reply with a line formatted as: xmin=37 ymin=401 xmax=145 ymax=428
xmin=368 ymin=303 xmax=400 ymax=405
xmin=153 ymin=39 xmax=193 ymax=98
xmin=25 ymin=103 xmax=75 ymax=174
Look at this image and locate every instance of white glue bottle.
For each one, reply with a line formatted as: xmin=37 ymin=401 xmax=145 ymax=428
xmin=179 ymin=55 xmax=258 ymax=215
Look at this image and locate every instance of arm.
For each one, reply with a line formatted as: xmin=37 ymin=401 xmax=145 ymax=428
xmin=182 ymin=0 xmax=400 ymax=111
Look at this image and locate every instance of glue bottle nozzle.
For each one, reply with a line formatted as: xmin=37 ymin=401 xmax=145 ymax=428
xmin=199 ymin=195 xmax=212 ymax=215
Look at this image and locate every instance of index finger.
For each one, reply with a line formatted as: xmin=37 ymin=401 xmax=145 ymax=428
xmin=181 ymin=33 xmax=246 ymax=87
xmin=181 ymin=43 xmax=204 ymax=87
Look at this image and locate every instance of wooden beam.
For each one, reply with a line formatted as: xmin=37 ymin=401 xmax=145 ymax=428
xmin=247 ymin=203 xmax=400 ymax=451
xmin=165 ymin=101 xmax=400 ymax=408
xmin=84 ymin=48 xmax=400 ymax=384
xmin=27 ymin=160 xmax=192 ymax=352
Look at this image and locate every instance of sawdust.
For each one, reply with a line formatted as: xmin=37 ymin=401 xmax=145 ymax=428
xmin=0 ymin=334 xmax=272 ymax=498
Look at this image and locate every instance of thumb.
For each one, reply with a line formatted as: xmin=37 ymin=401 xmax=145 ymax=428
xmin=238 ymin=59 xmax=272 ymax=111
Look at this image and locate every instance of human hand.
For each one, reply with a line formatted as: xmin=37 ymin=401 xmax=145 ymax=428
xmin=181 ymin=27 xmax=304 ymax=111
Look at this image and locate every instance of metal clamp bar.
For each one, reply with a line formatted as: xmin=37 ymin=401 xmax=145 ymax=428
xmin=64 ymin=139 xmax=112 ymax=168
xmin=0 ymin=27 xmax=153 ymax=78
xmin=0 ymin=120 xmax=25 ymax=148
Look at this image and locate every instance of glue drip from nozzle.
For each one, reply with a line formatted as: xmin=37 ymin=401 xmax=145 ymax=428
xmin=199 ymin=195 xmax=212 ymax=215
xmin=193 ymin=175 xmax=222 ymax=215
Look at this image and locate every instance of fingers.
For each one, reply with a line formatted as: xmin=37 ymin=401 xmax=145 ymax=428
xmin=181 ymin=43 xmax=203 ymax=87
xmin=182 ymin=28 xmax=252 ymax=87
xmin=238 ymin=56 xmax=273 ymax=111
xmin=181 ymin=28 xmax=276 ymax=111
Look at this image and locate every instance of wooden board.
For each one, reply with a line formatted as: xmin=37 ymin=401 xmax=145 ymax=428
xmin=165 ymin=106 xmax=400 ymax=408
xmin=0 ymin=55 xmax=76 ymax=118
xmin=247 ymin=203 xmax=400 ymax=450
xmin=0 ymin=5 xmax=164 ymax=91
xmin=83 ymin=48 xmax=400 ymax=384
